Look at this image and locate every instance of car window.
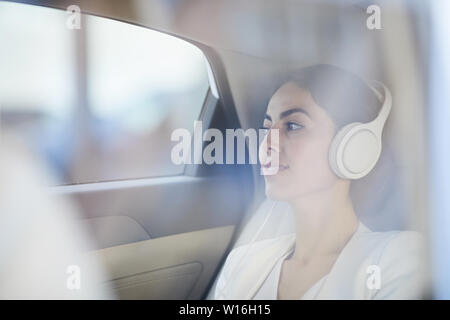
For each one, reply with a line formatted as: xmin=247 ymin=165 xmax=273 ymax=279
xmin=0 ymin=2 xmax=210 ymax=185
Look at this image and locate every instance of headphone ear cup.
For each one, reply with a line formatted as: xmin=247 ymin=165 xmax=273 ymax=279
xmin=329 ymin=122 xmax=382 ymax=179
xmin=329 ymin=123 xmax=361 ymax=179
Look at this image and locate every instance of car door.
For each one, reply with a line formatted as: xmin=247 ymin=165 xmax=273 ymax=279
xmin=0 ymin=1 xmax=254 ymax=299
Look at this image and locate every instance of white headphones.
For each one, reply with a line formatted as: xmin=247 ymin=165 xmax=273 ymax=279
xmin=328 ymin=80 xmax=392 ymax=180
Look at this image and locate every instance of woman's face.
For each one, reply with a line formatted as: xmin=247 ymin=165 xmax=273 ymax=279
xmin=259 ymin=82 xmax=340 ymax=201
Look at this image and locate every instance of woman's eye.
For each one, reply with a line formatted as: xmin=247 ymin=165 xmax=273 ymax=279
xmin=286 ymin=122 xmax=304 ymax=131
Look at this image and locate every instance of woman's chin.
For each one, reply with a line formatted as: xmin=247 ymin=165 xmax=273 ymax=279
xmin=265 ymin=184 xmax=291 ymax=201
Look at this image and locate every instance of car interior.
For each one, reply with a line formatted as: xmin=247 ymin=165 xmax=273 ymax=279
xmin=0 ymin=0 xmax=439 ymax=299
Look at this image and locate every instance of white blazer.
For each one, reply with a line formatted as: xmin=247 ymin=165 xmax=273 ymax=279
xmin=210 ymin=220 xmax=426 ymax=300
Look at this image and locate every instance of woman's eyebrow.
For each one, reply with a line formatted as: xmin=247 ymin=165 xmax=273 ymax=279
xmin=279 ymin=107 xmax=311 ymax=120
xmin=264 ymin=114 xmax=272 ymax=121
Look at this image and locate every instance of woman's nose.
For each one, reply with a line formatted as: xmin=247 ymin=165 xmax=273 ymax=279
xmin=265 ymin=128 xmax=279 ymax=152
xmin=259 ymin=128 xmax=279 ymax=164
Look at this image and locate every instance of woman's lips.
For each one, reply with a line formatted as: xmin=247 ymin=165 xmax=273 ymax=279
xmin=261 ymin=162 xmax=289 ymax=174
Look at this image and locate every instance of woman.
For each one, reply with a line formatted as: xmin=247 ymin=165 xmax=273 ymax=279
xmin=210 ymin=64 xmax=426 ymax=300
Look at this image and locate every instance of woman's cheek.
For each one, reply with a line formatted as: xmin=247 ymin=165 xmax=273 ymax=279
xmin=286 ymin=134 xmax=312 ymax=162
xmin=289 ymin=136 xmax=330 ymax=177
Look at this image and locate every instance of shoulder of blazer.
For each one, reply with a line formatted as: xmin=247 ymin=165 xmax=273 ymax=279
xmin=355 ymin=228 xmax=425 ymax=263
xmin=374 ymin=230 xmax=426 ymax=299
xmin=313 ymin=227 xmax=426 ymax=299
xmin=358 ymin=229 xmax=426 ymax=299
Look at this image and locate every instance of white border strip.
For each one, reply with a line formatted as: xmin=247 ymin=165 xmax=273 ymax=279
xmin=429 ymin=0 xmax=450 ymax=299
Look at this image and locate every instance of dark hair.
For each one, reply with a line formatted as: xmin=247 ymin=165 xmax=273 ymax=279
xmin=275 ymin=64 xmax=381 ymax=130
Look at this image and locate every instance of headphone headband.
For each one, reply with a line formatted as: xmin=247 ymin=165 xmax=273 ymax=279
xmin=366 ymin=80 xmax=392 ymax=128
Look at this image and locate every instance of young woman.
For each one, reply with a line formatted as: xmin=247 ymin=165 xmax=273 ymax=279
xmin=211 ymin=64 xmax=426 ymax=300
